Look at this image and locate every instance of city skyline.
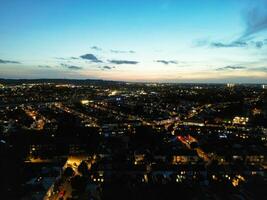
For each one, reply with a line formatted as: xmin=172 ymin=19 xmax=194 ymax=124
xmin=1 ymin=0 xmax=267 ymax=83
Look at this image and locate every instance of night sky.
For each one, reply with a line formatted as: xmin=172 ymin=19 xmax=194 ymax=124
xmin=0 ymin=0 xmax=267 ymax=83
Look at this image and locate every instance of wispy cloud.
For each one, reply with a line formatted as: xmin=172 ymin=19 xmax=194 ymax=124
xmin=109 ymin=60 xmax=138 ymax=65
xmin=216 ymin=66 xmax=246 ymax=71
xmin=55 ymin=57 xmax=79 ymax=60
xmin=80 ymin=54 xmax=102 ymax=63
xmin=216 ymin=65 xmax=267 ymax=73
xmin=38 ymin=65 xmax=52 ymax=68
xmin=198 ymin=2 xmax=267 ymax=49
xmin=110 ymin=49 xmax=135 ymax=54
xmin=0 ymin=59 xmax=21 ymax=64
xmin=155 ymin=60 xmax=177 ymax=65
xmin=91 ymin=46 xmax=102 ymax=51
xmin=211 ymin=41 xmax=248 ymax=48
xmin=100 ymin=65 xmax=116 ymax=70
xmin=61 ymin=63 xmax=83 ymax=70
xmin=242 ymin=4 xmax=267 ymax=39
xmin=252 ymin=67 xmax=267 ymax=72
xmin=201 ymin=37 xmax=267 ymax=49
xmin=210 ymin=38 xmax=267 ymax=49
xmin=55 ymin=57 xmax=66 ymax=60
xmin=90 ymin=46 xmax=135 ymax=53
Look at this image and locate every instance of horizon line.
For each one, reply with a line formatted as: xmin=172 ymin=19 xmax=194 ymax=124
xmin=0 ymin=77 xmax=266 ymax=85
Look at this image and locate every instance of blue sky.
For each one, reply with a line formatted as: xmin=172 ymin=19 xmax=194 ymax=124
xmin=0 ymin=0 xmax=267 ymax=83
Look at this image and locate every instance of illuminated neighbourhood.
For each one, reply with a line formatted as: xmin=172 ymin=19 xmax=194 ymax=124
xmin=1 ymin=79 xmax=266 ymax=199
xmin=1 ymin=0 xmax=267 ymax=199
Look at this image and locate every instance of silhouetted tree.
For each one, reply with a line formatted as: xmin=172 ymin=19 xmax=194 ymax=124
xmin=63 ymin=167 xmax=74 ymax=178
xmin=71 ymin=175 xmax=87 ymax=192
xmin=78 ymin=161 xmax=89 ymax=176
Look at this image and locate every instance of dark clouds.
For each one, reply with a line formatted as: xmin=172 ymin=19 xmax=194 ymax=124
xmin=67 ymin=66 xmax=83 ymax=70
xmin=80 ymin=54 xmax=102 ymax=63
xmin=216 ymin=66 xmax=246 ymax=71
xmin=216 ymin=65 xmax=267 ymax=73
xmin=61 ymin=63 xmax=83 ymax=70
xmin=108 ymin=60 xmax=138 ymax=65
xmin=0 ymin=59 xmax=20 ymax=64
xmin=156 ymin=60 xmax=177 ymax=65
xmin=210 ymin=39 xmax=267 ymax=49
xmin=255 ymin=41 xmax=264 ymax=48
xmin=100 ymin=66 xmax=116 ymax=70
xmin=54 ymin=53 xmax=140 ymax=67
xmin=211 ymin=41 xmax=248 ymax=48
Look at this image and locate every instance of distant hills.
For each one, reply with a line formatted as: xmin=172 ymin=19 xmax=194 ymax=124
xmin=0 ymin=78 xmax=264 ymax=86
xmin=0 ymin=78 xmax=121 ymax=85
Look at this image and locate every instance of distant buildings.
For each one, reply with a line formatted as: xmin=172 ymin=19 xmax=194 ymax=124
xmin=227 ymin=83 xmax=235 ymax=88
xmin=232 ymin=116 xmax=249 ymax=125
xmin=0 ymin=80 xmax=266 ymax=199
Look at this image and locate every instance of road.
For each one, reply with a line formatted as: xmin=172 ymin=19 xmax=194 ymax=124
xmin=54 ymin=103 xmax=99 ymax=127
xmin=44 ymin=155 xmax=95 ymax=200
